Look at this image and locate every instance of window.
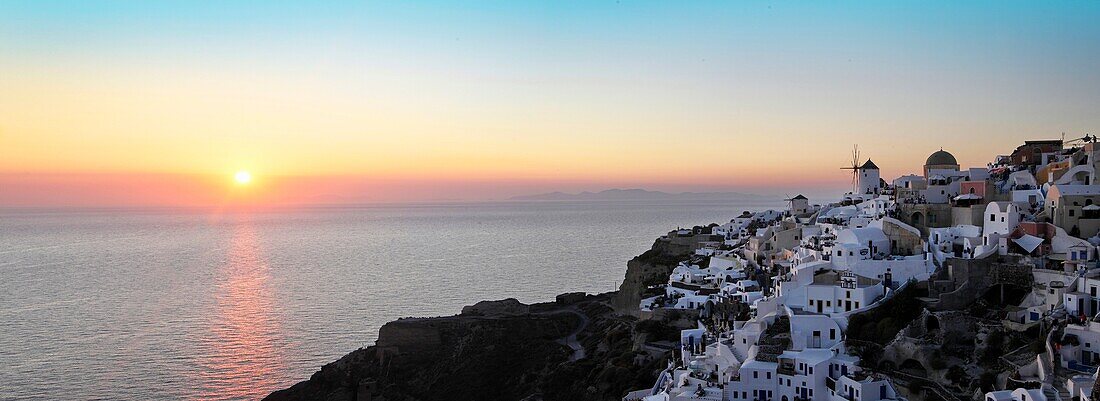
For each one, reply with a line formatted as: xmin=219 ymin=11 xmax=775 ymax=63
xmin=990 ymin=214 xmax=996 ymax=222
xmin=830 ymin=329 xmax=836 ymax=339
xmin=754 ymin=371 xmax=758 ymax=379
xmin=767 ymin=372 xmax=771 ymax=379
xmin=1070 ymin=209 xmax=1076 ymax=217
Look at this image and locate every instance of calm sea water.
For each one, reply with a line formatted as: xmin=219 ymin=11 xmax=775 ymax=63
xmin=0 ymin=200 xmax=778 ymax=400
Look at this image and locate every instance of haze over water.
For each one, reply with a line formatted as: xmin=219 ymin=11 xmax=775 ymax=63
xmin=0 ymin=200 xmax=780 ymax=400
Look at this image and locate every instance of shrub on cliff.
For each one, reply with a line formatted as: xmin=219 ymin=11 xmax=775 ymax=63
xmin=980 ymin=330 xmax=1006 ymax=365
xmin=635 ymin=319 xmax=680 ymax=342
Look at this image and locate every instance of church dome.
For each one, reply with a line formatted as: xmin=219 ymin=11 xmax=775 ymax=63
xmin=925 ymin=149 xmax=958 ymax=166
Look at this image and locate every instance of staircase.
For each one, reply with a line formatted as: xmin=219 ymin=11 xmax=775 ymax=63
xmin=1041 ymin=385 xmax=1062 ymax=401
xmin=1058 ymin=386 xmax=1072 ymax=401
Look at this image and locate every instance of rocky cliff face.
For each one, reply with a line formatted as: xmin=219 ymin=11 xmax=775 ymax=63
xmin=612 ymin=234 xmax=716 ymax=315
xmin=266 ymin=236 xmax=695 ymax=401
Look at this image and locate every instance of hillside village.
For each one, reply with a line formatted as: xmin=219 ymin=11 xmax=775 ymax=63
xmin=624 ymin=138 xmax=1100 ymax=401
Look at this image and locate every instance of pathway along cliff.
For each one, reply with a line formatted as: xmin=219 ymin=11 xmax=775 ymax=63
xmin=264 ymin=229 xmax=715 ymax=401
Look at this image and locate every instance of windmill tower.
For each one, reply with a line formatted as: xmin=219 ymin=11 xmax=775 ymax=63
xmin=840 ymin=145 xmax=861 ymax=194
xmin=785 ymin=194 xmax=810 ymax=215
xmin=858 ymin=159 xmax=881 ymax=195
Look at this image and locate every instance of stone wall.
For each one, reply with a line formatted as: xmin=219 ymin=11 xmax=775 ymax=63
xmin=897 ymin=203 xmax=953 ymax=235
xmin=882 ymin=218 xmax=924 ymax=256
xmin=951 ymin=205 xmax=984 ymax=227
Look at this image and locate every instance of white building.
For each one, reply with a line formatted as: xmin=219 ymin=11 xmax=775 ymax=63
xmin=832 ymin=227 xmax=890 ymax=266
xmin=984 ymin=388 xmax=1057 ymax=401
xmin=1058 ymin=313 xmax=1100 ymax=370
xmin=806 ymin=271 xmax=884 ymax=315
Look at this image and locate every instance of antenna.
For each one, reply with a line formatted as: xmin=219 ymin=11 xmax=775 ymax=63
xmin=839 ymin=144 xmax=860 ymax=194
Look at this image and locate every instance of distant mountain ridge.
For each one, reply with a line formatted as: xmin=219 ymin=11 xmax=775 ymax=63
xmin=509 ymin=188 xmax=776 ymax=201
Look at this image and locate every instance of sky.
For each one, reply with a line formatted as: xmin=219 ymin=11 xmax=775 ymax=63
xmin=2 ymin=1 xmax=1099 ymax=207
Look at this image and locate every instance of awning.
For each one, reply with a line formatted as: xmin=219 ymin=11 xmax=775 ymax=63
xmin=1013 ymin=234 xmax=1044 ymax=254
xmin=954 ymin=194 xmax=982 ymax=201
xmin=1084 ymin=204 xmax=1100 ymax=211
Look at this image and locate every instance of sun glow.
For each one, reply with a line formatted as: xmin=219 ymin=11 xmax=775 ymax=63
xmin=234 ymin=170 xmax=252 ymax=185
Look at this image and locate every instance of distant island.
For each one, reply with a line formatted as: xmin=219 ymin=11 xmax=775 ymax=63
xmin=509 ymin=188 xmax=777 ymax=201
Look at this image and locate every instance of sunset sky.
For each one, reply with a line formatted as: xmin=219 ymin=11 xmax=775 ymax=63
xmin=2 ymin=1 xmax=1100 ymax=207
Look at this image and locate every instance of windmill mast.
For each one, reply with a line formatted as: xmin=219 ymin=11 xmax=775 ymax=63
xmin=840 ymin=144 xmax=860 ymax=194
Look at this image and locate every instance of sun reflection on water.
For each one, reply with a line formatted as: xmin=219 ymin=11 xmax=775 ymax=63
xmin=193 ymin=221 xmax=287 ymax=400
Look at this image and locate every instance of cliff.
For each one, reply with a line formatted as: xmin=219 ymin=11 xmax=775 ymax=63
xmin=265 ymin=235 xmax=695 ymax=401
xmin=612 ymin=233 xmax=719 ymax=315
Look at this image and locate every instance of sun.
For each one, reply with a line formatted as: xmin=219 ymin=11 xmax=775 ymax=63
xmin=234 ymin=170 xmax=252 ymax=185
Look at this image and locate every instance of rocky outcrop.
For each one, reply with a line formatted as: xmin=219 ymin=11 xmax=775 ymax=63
xmin=612 ymin=234 xmax=715 ymax=315
xmin=461 ymin=298 xmax=530 ymax=316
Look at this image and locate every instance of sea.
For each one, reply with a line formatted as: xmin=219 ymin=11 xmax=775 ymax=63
xmin=0 ymin=200 xmax=780 ymax=400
